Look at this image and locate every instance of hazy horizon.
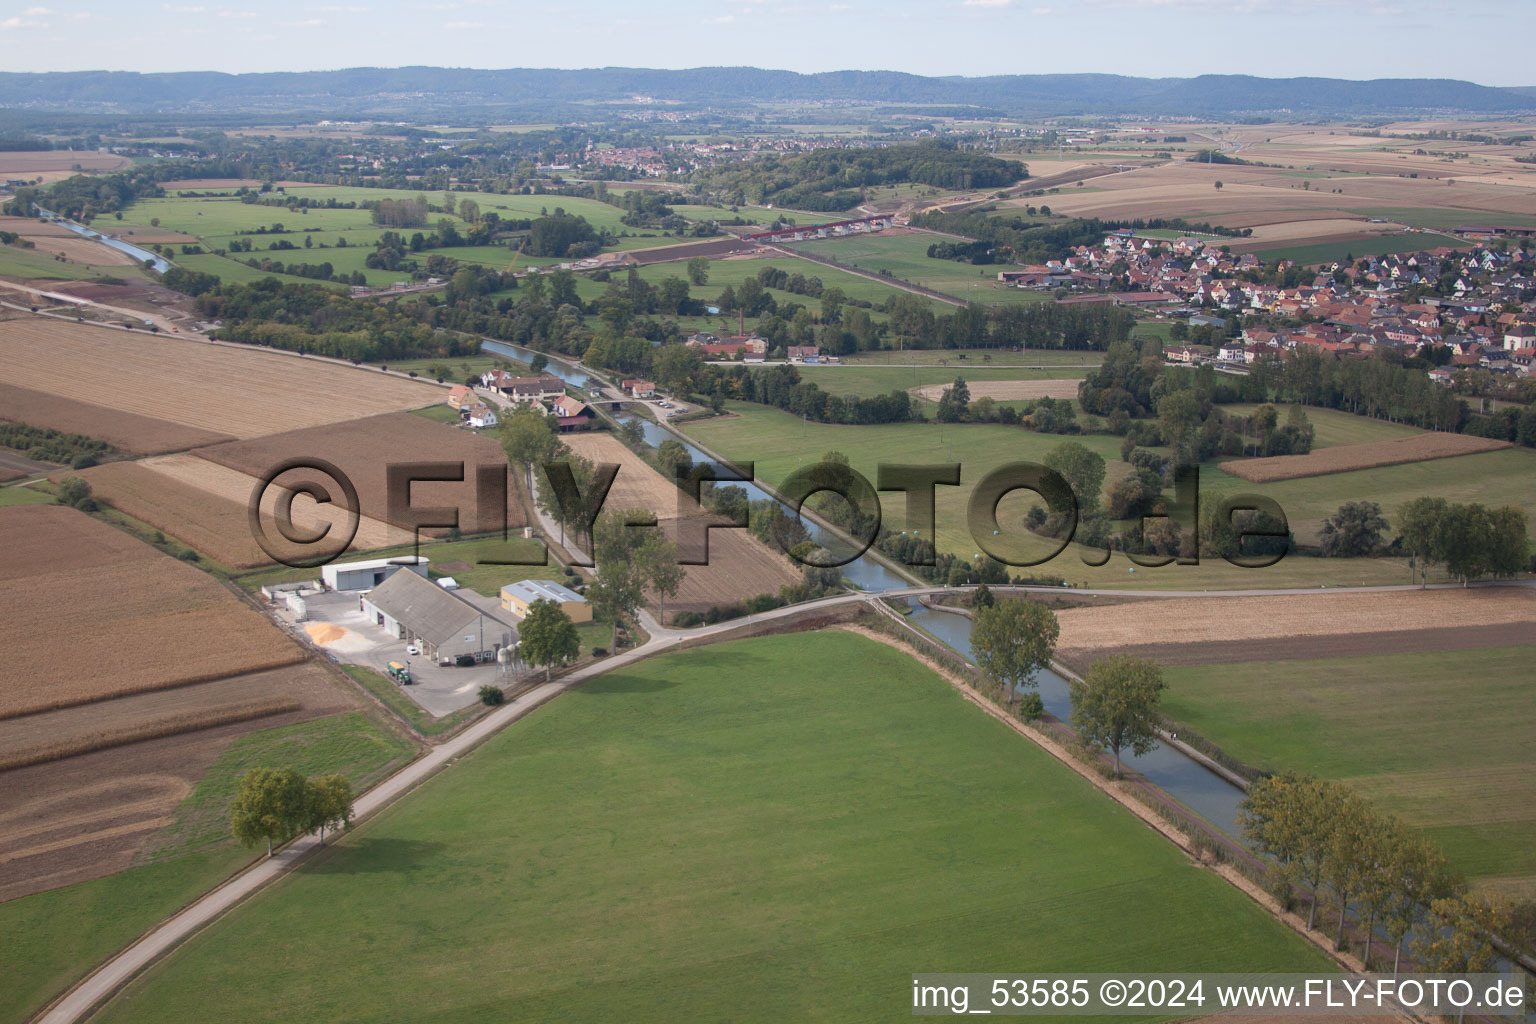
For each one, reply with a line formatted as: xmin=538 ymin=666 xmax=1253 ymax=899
xmin=1 ymin=0 xmax=1530 ymax=88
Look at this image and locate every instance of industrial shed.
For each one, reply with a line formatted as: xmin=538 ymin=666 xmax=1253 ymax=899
xmin=362 ymin=569 xmax=517 ymax=665
xmin=500 ymin=579 xmax=592 ymax=623
xmin=322 ymin=556 xmax=429 ymax=592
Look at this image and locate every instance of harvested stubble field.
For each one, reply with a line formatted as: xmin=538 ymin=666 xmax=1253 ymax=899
xmin=1219 ymin=433 xmax=1511 ymax=482
xmin=0 ymin=661 xmax=364 ymax=902
xmin=0 ymin=150 xmax=130 ymax=182
xmin=0 ymin=381 xmax=235 ymax=455
xmin=193 ymin=411 xmax=525 ymax=536
xmin=563 ymin=432 xmax=690 ymax=519
xmin=0 ymin=505 xmax=303 ymax=718
xmin=561 ymin=433 xmax=799 ymax=613
xmin=1055 ymin=588 xmax=1536 ymax=659
xmin=908 ymin=379 xmax=1082 ymax=402
xmin=0 ymin=320 xmax=441 ymax=440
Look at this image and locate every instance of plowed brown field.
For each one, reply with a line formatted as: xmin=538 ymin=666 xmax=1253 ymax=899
xmin=0 ymin=381 xmax=236 ymax=454
xmin=192 ymin=411 xmax=526 ymax=535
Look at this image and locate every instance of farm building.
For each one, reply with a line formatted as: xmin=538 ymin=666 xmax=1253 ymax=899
xmin=551 ymin=395 xmax=593 ymax=432
xmin=361 ymin=569 xmax=517 ymax=664
xmin=484 ymin=373 xmax=565 ymax=403
xmin=622 ymin=378 xmax=656 ymax=398
xmin=787 ymin=346 xmax=820 ymax=361
xmin=322 ymin=556 xmax=429 ymax=592
xmin=500 ymin=579 xmax=592 ymax=623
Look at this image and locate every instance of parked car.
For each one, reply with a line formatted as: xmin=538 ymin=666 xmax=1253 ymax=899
xmin=406 ymin=644 xmax=420 ymax=656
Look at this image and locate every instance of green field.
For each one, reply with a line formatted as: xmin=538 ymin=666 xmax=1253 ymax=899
xmin=0 ymin=483 xmax=54 ymax=506
xmin=679 ymin=402 xmax=1521 ymax=585
xmin=1 ymin=712 xmax=415 ymax=1024
xmin=1161 ymin=646 xmax=1536 ymax=897
xmin=793 ymin=363 xmax=1088 ymax=399
xmin=836 ymin=348 xmax=1103 ymax=367
xmin=1216 ymin=403 xmax=1423 ymax=448
xmin=94 ymin=632 xmax=1329 ymax=1023
xmin=1242 ymin=232 xmax=1470 ymax=267
xmin=566 ymin=254 xmax=946 ymax=321
xmin=0 ymin=243 xmax=142 ymax=281
xmin=1345 ymin=207 xmax=1536 ymax=231
xmin=791 ymin=233 xmax=1059 ymax=306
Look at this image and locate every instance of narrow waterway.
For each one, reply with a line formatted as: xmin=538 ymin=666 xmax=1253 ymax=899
xmin=35 ymin=206 xmax=173 ymax=274
xmin=483 ymin=336 xmax=1248 ymax=835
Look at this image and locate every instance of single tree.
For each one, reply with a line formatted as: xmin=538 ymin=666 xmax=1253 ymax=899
xmin=1382 ymin=831 xmax=1454 ymax=979
xmin=498 ymin=405 xmax=564 ymax=495
xmin=1414 ymin=892 xmax=1510 ymax=1021
xmin=589 ymin=508 xmax=650 ymax=650
xmin=528 ymin=352 xmax=549 ymax=374
xmin=306 ymin=774 xmax=354 ymax=844
xmin=639 ymin=531 xmax=686 ymax=625
xmin=1318 ymin=501 xmax=1388 ymax=558
xmin=1068 ymin=655 xmax=1166 ymax=777
xmin=686 ymin=255 xmax=709 ymax=286
xmin=973 ymin=580 xmax=995 ymax=608
xmin=518 ymin=598 xmax=580 ymax=681
xmin=230 ymin=767 xmax=311 ymax=857
xmin=970 ymin=598 xmax=1059 ymax=706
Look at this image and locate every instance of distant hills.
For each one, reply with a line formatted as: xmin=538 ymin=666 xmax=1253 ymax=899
xmin=2 ymin=67 xmax=1535 ymax=121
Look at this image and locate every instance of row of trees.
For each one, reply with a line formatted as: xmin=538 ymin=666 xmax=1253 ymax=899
xmin=229 ymin=768 xmax=354 ymax=856
xmin=1396 ymin=497 xmax=1530 ymax=583
xmin=1241 ymin=771 xmax=1511 ymax=977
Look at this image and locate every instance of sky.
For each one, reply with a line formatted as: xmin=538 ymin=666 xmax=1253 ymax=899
xmin=0 ymin=0 xmax=1531 ymax=86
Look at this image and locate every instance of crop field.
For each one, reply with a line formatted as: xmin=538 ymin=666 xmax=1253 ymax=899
xmin=0 ymin=505 xmax=304 ymax=717
xmin=1219 ymin=433 xmax=1511 ymax=482
xmin=794 ymin=364 xmax=1089 ymax=399
xmin=789 ymin=233 xmax=1057 ymax=305
xmin=0 ymin=657 xmax=362 ymax=899
xmin=1160 ymin=645 xmax=1536 ymax=897
xmin=562 ymin=432 xmax=798 ymax=613
xmin=909 ymin=378 xmax=1083 ymax=402
xmin=836 ymin=348 xmax=1103 ymax=367
xmin=1053 ymin=587 xmax=1536 ymax=659
xmin=0 ymin=149 xmax=130 ymax=183
xmin=0 ymin=320 xmax=442 ymax=439
xmin=91 ymin=631 xmax=1329 ymax=1024
xmin=193 ymin=411 xmax=526 ymax=536
xmin=1 ymin=711 xmax=415 ymax=1024
xmin=0 ymin=381 xmax=235 ymax=455
xmin=78 ymin=460 xmax=365 ymax=569
xmin=1242 ymin=233 xmax=1470 ymax=267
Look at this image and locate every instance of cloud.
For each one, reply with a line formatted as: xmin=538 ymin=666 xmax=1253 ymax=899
xmin=316 ymin=3 xmax=368 ymax=10
xmin=962 ymin=0 xmax=1012 ymax=6
xmin=443 ymin=18 xmax=483 ymax=27
xmin=0 ymin=13 xmax=48 ymax=27
xmin=704 ymin=12 xmax=736 ymax=21
xmin=218 ymin=9 xmax=256 ymax=16
xmin=286 ymin=16 xmax=326 ymax=25
xmin=162 ymin=2 xmax=207 ymax=11
xmin=23 ymin=5 xmax=51 ymax=13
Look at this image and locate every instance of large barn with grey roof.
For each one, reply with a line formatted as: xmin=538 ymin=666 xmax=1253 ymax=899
xmin=361 ymin=569 xmax=517 ymax=665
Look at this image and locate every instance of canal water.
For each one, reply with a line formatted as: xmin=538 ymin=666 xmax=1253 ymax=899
xmin=35 ymin=206 xmax=173 ymax=274
xmin=482 ymin=337 xmax=1247 ymax=833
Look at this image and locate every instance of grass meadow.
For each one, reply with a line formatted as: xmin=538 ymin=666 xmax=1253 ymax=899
xmin=93 ymin=632 xmax=1330 ymax=1023
xmin=1 ymin=712 xmax=415 ymax=1024
xmin=680 ymin=402 xmax=1527 ymax=583
xmin=791 ymin=232 xmax=1059 ymax=305
xmin=1161 ymin=645 xmax=1536 ymax=897
xmin=793 ymin=363 xmax=1089 ymax=399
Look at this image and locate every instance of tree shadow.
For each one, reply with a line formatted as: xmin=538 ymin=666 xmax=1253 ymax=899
xmin=302 ymin=836 xmax=448 ymax=874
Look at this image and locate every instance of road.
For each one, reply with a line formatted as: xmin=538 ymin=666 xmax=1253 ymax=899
xmin=34 ymin=575 xmax=1531 ymax=1022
